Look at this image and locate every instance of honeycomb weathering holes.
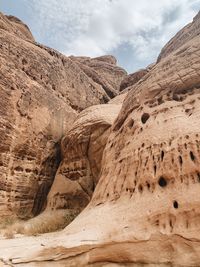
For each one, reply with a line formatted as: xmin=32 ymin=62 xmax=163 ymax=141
xmin=141 ymin=113 xmax=150 ymax=124
xmin=158 ymin=176 xmax=167 ymax=187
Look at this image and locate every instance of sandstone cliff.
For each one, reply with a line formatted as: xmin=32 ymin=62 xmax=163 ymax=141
xmin=0 ymin=12 xmax=126 ymax=218
xmin=46 ymin=103 xmax=122 ymax=212
xmin=157 ymin=11 xmax=200 ymax=62
xmin=1 ymin=10 xmax=200 ymax=267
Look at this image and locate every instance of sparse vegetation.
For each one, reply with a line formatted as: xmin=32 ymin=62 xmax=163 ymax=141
xmin=0 ymin=209 xmax=80 ymax=238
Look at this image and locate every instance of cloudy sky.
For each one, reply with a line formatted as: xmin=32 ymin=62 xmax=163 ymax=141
xmin=1 ymin=0 xmax=200 ymax=72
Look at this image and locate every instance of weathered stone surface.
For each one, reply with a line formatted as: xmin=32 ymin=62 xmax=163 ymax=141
xmin=70 ymin=55 xmax=127 ymax=98
xmin=157 ymin=11 xmax=200 ymax=62
xmin=0 ymin=13 xmax=126 ymax=218
xmin=2 ymin=13 xmax=200 ymax=266
xmin=119 ymin=68 xmax=148 ymax=92
xmin=0 ymin=12 xmax=35 ymax=42
xmin=46 ymin=103 xmax=122 ymax=212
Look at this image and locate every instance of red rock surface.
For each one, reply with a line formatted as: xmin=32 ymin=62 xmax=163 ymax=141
xmin=46 ymin=103 xmax=122 ymax=213
xmin=70 ymin=55 xmax=127 ymax=98
xmin=0 ymin=12 xmax=126 ymax=218
xmin=1 ymin=10 xmax=200 ymax=267
xmin=0 ymin=12 xmax=35 ymax=42
xmin=157 ymin=11 xmax=200 ymax=62
xmin=119 ymin=68 xmax=148 ymax=91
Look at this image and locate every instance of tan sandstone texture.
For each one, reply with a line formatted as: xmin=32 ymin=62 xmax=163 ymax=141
xmin=119 ymin=68 xmax=148 ymax=92
xmin=157 ymin=11 xmax=200 ymax=62
xmin=1 ymin=10 xmax=200 ymax=267
xmin=46 ymin=103 xmax=122 ymax=212
xmin=0 ymin=12 xmax=126 ymax=218
xmin=119 ymin=63 xmax=156 ymax=93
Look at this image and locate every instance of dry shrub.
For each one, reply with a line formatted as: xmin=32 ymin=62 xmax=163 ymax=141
xmin=1 ymin=209 xmax=80 ymax=237
xmin=0 ymin=216 xmax=18 ymax=230
xmin=3 ymin=229 xmax=14 ymax=239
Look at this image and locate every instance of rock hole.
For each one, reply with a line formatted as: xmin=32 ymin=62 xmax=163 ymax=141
xmin=157 ymin=96 xmax=163 ymax=105
xmin=154 ymin=165 xmax=157 ymax=175
xmin=172 ymin=94 xmax=179 ymax=101
xmin=173 ymin=200 xmax=178 ymax=209
xmin=190 ymin=151 xmax=195 ymax=161
xmin=138 ymin=184 xmax=143 ymax=193
xmin=179 ymin=155 xmax=183 ymax=166
xmin=22 ymin=58 xmax=27 ymax=65
xmin=146 ymin=182 xmax=150 ymax=190
xmin=127 ymin=118 xmax=134 ymax=128
xmin=14 ymin=166 xmax=23 ymax=172
xmin=184 ymin=143 xmax=187 ymax=149
xmin=161 ymin=150 xmax=164 ymax=161
xmin=141 ymin=113 xmax=150 ymax=124
xmin=197 ymin=172 xmax=200 ymax=182
xmin=158 ymin=176 xmax=167 ymax=187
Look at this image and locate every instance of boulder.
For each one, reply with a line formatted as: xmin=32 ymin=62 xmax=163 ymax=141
xmin=46 ymin=103 xmax=122 ymax=212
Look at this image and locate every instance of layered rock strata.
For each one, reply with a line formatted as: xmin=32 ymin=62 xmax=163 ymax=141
xmin=119 ymin=68 xmax=148 ymax=92
xmin=46 ymin=104 xmax=122 ymax=212
xmin=0 ymin=12 xmax=126 ymax=218
xmin=1 ymin=13 xmax=200 ymax=267
xmin=157 ymin=11 xmax=200 ymax=62
xmin=70 ymin=55 xmax=127 ymax=98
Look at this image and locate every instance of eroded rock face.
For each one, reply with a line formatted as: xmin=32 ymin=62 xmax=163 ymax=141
xmin=70 ymin=55 xmax=127 ymax=99
xmin=0 ymin=12 xmax=35 ymax=42
xmin=3 ymin=12 xmax=200 ymax=267
xmin=0 ymin=13 xmax=126 ymax=218
xmin=119 ymin=68 xmax=148 ymax=92
xmin=46 ymin=104 xmax=122 ymax=212
xmin=119 ymin=63 xmax=156 ymax=92
xmin=157 ymin=11 xmax=200 ymax=62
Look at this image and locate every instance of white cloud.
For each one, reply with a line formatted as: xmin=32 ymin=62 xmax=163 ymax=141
xmin=25 ymin=0 xmax=199 ymax=71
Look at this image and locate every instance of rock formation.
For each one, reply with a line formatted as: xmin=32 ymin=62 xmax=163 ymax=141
xmin=157 ymin=11 xmax=200 ymax=62
xmin=1 ymin=10 xmax=200 ymax=267
xmin=0 ymin=12 xmax=126 ymax=218
xmin=46 ymin=103 xmax=122 ymax=212
xmin=70 ymin=55 xmax=127 ymax=98
xmin=0 ymin=12 xmax=35 ymax=42
xmin=119 ymin=63 xmax=155 ymax=92
xmin=119 ymin=68 xmax=148 ymax=92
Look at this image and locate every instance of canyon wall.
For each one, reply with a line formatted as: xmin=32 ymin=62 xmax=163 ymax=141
xmin=0 ymin=12 xmax=126 ymax=218
xmin=1 ymin=10 xmax=200 ymax=267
